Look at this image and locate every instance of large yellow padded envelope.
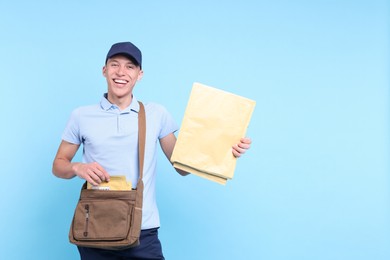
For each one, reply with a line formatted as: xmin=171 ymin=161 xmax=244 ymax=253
xmin=170 ymin=82 xmax=256 ymax=185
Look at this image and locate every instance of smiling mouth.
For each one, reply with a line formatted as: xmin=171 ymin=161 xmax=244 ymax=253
xmin=113 ymin=79 xmax=128 ymax=84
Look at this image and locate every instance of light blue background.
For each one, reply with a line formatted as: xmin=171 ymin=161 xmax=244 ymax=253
xmin=0 ymin=1 xmax=389 ymax=259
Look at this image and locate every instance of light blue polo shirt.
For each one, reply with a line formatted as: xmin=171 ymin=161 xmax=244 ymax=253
xmin=62 ymin=94 xmax=178 ymax=229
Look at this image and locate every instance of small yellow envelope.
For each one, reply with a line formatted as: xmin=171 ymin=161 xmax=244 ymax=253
xmin=87 ymin=175 xmax=132 ymax=191
xmin=171 ymin=82 xmax=256 ymax=185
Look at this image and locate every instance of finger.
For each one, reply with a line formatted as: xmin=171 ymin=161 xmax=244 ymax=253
xmin=87 ymin=168 xmax=103 ymax=184
xmin=92 ymin=162 xmax=110 ymax=182
xmin=240 ymin=137 xmax=252 ymax=144
xmin=93 ymin=168 xmax=107 ymax=182
xmin=97 ymin=165 xmax=110 ymax=182
xmin=236 ymin=146 xmax=247 ymax=155
xmin=232 ymin=148 xmax=241 ymax=158
xmin=237 ymin=142 xmax=251 ymax=149
xmin=85 ymin=173 xmax=100 ymax=186
xmin=92 ymin=162 xmax=110 ymax=181
xmin=232 ymin=144 xmax=245 ymax=158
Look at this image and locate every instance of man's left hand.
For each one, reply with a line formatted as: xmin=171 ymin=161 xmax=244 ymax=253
xmin=232 ymin=137 xmax=252 ymax=158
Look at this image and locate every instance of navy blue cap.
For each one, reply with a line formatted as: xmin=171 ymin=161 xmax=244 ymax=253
xmin=105 ymin=42 xmax=142 ymax=68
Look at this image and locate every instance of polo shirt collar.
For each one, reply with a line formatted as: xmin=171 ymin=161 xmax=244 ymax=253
xmin=100 ymin=93 xmax=140 ymax=113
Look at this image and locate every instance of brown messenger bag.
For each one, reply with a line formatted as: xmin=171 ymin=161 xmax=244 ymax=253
xmin=68 ymin=101 xmax=146 ymax=250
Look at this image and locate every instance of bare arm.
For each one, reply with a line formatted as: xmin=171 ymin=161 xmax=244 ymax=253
xmin=159 ymin=133 xmax=252 ymax=176
xmin=159 ymin=133 xmax=189 ymax=176
xmin=52 ymin=140 xmax=110 ymax=185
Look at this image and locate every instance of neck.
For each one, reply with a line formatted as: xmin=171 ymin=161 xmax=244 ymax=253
xmin=107 ymin=93 xmax=133 ymax=111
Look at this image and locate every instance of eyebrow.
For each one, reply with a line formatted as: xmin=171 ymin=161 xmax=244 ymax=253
xmin=108 ymin=59 xmax=135 ymax=65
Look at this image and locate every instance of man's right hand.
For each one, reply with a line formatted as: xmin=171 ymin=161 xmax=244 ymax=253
xmin=72 ymin=162 xmax=110 ymax=186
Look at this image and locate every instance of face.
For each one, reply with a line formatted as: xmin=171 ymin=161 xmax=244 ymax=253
xmin=102 ymin=54 xmax=143 ymax=101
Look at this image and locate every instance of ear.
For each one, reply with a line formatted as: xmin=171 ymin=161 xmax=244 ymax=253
xmin=102 ymin=66 xmax=107 ymax=77
xmin=137 ymin=70 xmax=144 ymax=81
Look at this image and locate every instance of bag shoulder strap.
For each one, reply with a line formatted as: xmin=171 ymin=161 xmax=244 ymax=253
xmin=137 ymin=101 xmax=146 ymax=185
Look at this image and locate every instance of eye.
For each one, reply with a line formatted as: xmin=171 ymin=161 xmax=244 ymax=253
xmin=127 ymin=65 xmax=135 ymax=70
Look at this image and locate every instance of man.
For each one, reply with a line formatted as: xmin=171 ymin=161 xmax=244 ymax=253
xmin=52 ymin=41 xmax=251 ymax=259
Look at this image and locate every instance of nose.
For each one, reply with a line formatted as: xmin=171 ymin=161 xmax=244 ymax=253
xmin=116 ymin=65 xmax=125 ymax=76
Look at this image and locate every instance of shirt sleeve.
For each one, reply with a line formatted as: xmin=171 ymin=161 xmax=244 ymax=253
xmin=157 ymin=104 xmax=179 ymax=139
xmin=61 ymin=108 xmax=82 ymax=145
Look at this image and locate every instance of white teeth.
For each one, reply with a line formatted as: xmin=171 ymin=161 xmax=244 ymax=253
xmin=114 ymin=79 xmax=127 ymax=84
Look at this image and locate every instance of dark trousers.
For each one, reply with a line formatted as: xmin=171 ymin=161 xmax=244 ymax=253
xmin=77 ymin=228 xmax=165 ymax=260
